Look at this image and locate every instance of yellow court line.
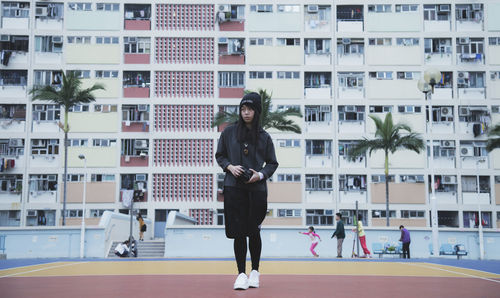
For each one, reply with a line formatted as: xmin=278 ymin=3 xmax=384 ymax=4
xmin=0 ymin=262 xmax=84 ymax=278
xmin=407 ymin=263 xmax=500 ymax=283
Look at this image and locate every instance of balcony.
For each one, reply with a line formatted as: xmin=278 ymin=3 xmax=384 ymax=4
xmin=429 ymin=121 xmax=455 ymax=135
xmin=423 ymin=5 xmax=452 ymax=32
xmin=120 ymin=190 xmax=147 ymax=203
xmin=369 ymin=150 xmax=425 ymax=169
xmin=337 ymin=39 xmax=364 ymax=65
xmin=0 ymin=36 xmax=29 ymax=68
xmin=34 ymin=36 xmax=63 ymax=65
xmin=462 ymin=192 xmax=490 ymax=205
xmin=124 ymin=4 xmax=151 ymax=30
xmin=122 ymin=105 xmax=150 ymax=132
xmin=0 ymin=70 xmax=27 ymax=98
xmin=123 ymin=71 xmax=150 ymax=98
xmin=458 ymin=107 xmax=490 ymax=137
xmin=431 ymin=85 xmax=453 ymax=99
xmin=34 ymin=3 xmax=64 ymax=30
xmin=366 ymin=5 xmax=420 ymax=32
xmin=339 ymin=190 xmax=367 ymax=204
xmin=456 ymin=4 xmax=484 ymax=32
xmin=338 ymin=120 xmax=364 ymax=134
xmin=338 ymin=73 xmax=364 ymax=99
xmin=124 ymin=37 xmax=151 ymax=64
xmin=305 ymin=5 xmax=331 ymax=32
xmin=217 ymin=5 xmax=245 ymax=31
xmin=457 ymin=53 xmax=484 ymax=65
xmin=366 ymin=76 xmax=422 ymax=99
xmin=247 ymin=5 xmax=301 ymax=32
xmin=218 ymin=38 xmax=245 ymax=64
xmin=0 ymin=104 xmax=25 ymax=133
xmin=490 ymin=73 xmax=500 ymax=99
xmin=336 ymin=5 xmax=363 ymax=32
xmin=460 ymin=156 xmax=488 ymax=170
xmin=1 ymin=2 xmax=30 ymax=29
xmin=366 ymin=42 xmax=421 ymax=66
xmin=28 ymin=190 xmax=57 ymax=204
xmin=339 ymin=142 xmax=366 ymax=168
xmin=0 ymin=175 xmax=22 ymax=203
xmin=121 ymin=139 xmax=149 ymax=167
xmin=304 ymin=72 xmax=332 ymax=99
xmin=305 ymin=155 xmax=333 ymax=168
xmin=219 ymin=87 xmax=244 ymax=98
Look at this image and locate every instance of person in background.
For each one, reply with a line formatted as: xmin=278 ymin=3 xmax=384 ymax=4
xmin=299 ymin=226 xmax=322 ymax=257
xmin=114 ymin=240 xmax=129 ymax=258
xmin=136 ymin=214 xmax=146 ymax=241
xmin=331 ymin=213 xmax=345 ymax=258
xmin=399 ymin=225 xmax=411 ymax=259
xmin=352 ymin=214 xmax=371 ymax=258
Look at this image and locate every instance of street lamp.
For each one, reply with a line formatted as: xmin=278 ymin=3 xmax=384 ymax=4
xmin=476 ymin=158 xmax=486 ymax=260
xmin=78 ymin=154 xmax=87 ymax=259
xmin=418 ymin=68 xmax=442 ymax=258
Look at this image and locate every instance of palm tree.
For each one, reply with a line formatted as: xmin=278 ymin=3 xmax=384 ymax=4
xmin=212 ymin=89 xmax=302 ymax=133
xmin=347 ymin=113 xmax=424 ymax=226
xmin=29 ymin=71 xmax=105 ymax=225
xmin=486 ymin=123 xmax=500 ymax=152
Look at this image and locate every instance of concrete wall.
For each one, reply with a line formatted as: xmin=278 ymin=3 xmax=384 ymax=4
xmin=487 ymin=3 xmax=500 ymax=31
xmin=371 ymin=183 xmax=426 ymax=204
xmin=366 ymin=46 xmax=421 ymax=65
xmin=68 ymin=112 xmax=119 ymax=133
xmin=275 ymin=146 xmax=302 ymax=168
xmin=367 ymin=79 xmax=422 ymax=99
xmin=65 ymin=44 xmax=121 ymax=64
xmin=372 ymin=218 xmax=426 ymax=227
xmin=268 ymin=182 xmax=302 ymax=203
xmin=262 ymin=217 xmax=302 ymax=226
xmin=65 ymin=11 xmax=121 ymax=31
xmin=65 ymin=147 xmax=118 ymax=168
xmin=63 ymin=182 xmax=116 ymax=203
xmin=366 ymin=12 xmax=420 ymax=32
xmin=81 ymin=78 xmax=120 ymax=98
xmin=496 ymin=184 xmax=500 ymax=205
xmin=164 ymin=226 xmax=500 ymax=260
xmin=247 ymin=12 xmax=301 ymax=32
xmin=247 ymin=46 xmax=302 ymax=65
xmin=369 ymin=150 xmax=426 ymax=169
xmin=246 ymin=79 xmax=301 ymax=99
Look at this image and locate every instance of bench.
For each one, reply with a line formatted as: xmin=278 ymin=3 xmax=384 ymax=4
xmin=372 ymin=242 xmax=403 ymax=258
xmin=0 ymin=235 xmax=5 ymax=259
xmin=429 ymin=243 xmax=468 ymax=260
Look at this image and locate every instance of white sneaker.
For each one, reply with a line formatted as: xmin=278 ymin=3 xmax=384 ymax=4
xmin=233 ymin=273 xmax=249 ymax=290
xmin=248 ymin=270 xmax=260 ymax=288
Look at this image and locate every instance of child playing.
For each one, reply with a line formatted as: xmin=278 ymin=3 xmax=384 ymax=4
xmin=299 ymin=226 xmax=322 ymax=257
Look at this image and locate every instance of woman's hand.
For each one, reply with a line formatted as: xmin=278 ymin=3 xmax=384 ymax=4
xmin=227 ymin=165 xmax=244 ymax=177
xmin=245 ymin=169 xmax=261 ymax=184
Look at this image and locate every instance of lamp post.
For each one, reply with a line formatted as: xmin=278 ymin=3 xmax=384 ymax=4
xmin=417 ymin=68 xmax=441 ymax=257
xmin=78 ymin=154 xmax=87 ymax=259
xmin=476 ymin=158 xmax=486 ymax=260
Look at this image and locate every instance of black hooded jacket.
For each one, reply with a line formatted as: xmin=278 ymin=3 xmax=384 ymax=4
xmin=216 ymin=124 xmax=278 ymax=191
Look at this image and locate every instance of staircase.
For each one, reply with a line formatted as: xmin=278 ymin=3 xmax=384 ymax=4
xmin=107 ymin=240 xmax=165 ymax=258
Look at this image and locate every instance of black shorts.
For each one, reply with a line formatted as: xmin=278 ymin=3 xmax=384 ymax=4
xmin=223 ymin=186 xmax=267 ymax=239
xmin=141 ymin=224 xmax=147 ymax=232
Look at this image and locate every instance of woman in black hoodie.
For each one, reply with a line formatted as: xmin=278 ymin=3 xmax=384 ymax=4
xmin=215 ymin=92 xmax=278 ymax=290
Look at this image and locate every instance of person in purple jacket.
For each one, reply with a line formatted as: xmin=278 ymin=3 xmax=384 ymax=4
xmin=399 ymin=225 xmax=411 ymax=259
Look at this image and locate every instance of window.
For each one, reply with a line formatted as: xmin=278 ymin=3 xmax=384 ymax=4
xmin=277 ymin=5 xmax=299 ymax=13
xmin=0 ymin=174 xmax=22 ymax=193
xmin=400 ymin=175 xmax=425 ymax=183
xmin=306 ymin=140 xmax=332 ymax=156
xmin=34 ymin=36 xmax=63 ymax=53
xmin=368 ymin=5 xmax=391 ymax=13
xmin=306 ymin=209 xmax=334 ymax=226
xmin=339 ymin=210 xmax=368 ymax=225
xmin=277 ymin=139 xmax=300 ymax=148
xmin=305 ymin=175 xmax=333 ymax=191
xmin=278 ymin=209 xmax=301 ymax=217
xmin=92 ymin=139 xmax=116 ymax=147
xmin=68 ymin=104 xmax=89 ymax=112
xmin=369 ymin=72 xmax=393 ymax=80
xmin=339 ymin=175 xmax=367 ymax=191
xmin=90 ymin=209 xmax=112 ymax=217
xmin=217 ymin=209 xmax=224 ymax=225
xmin=95 ymin=70 xmax=118 ymax=78
xmin=460 ymin=142 xmax=487 ymax=157
xmin=94 ymin=104 xmax=117 ymax=112
xmin=461 ymin=176 xmax=490 ymax=193
xmin=456 ymin=4 xmax=483 ymax=22
xmin=463 ymin=211 xmax=492 ymax=228
xmin=91 ymin=174 xmax=115 ymax=182
xmin=401 ymin=210 xmax=425 ymax=218
xmin=250 ymin=5 xmax=273 ymax=13
xmin=276 ymin=105 xmax=300 ymax=113
xmin=124 ymin=37 xmax=151 ymax=54
xmin=64 ymin=209 xmax=83 ymax=218
xmin=33 ymin=70 xmax=63 ymax=87
xmin=249 ymin=71 xmax=272 ymax=79
xmin=218 ymin=72 xmax=244 ymax=87
xmin=305 ymin=106 xmax=331 ymax=123
xmin=338 ymin=106 xmax=365 ymax=121
xmin=489 ymin=37 xmax=500 ymax=45
xmin=338 ymin=141 xmax=362 ymax=159
xmin=67 ymin=36 xmax=91 ymax=44
xmin=32 ymin=105 xmax=60 ymax=122
xmin=2 ymin=2 xmax=30 ymax=18
xmin=396 ymin=71 xmax=420 ymax=80
xmin=396 ymin=38 xmax=419 ymax=46
xmin=68 ymin=2 xmax=91 ymax=11
xmin=29 ymin=174 xmax=57 ymax=191
xmin=368 ymin=38 xmax=392 ymax=46
xmin=66 ymin=174 xmax=84 ymax=182
xmin=338 ymin=73 xmax=363 ymax=88
xmin=277 ymin=71 xmax=300 ymax=79
xmin=277 ymin=174 xmax=301 ymax=182
xmin=424 ymin=38 xmax=452 ymax=54
xmin=69 ymin=139 xmax=88 ymax=147
xmin=372 ymin=210 xmax=396 ymax=218
xmin=371 ymin=175 xmax=395 ymax=183
xmin=0 ymin=139 xmax=24 ymax=156
xmin=68 ymin=70 xmax=90 ymax=79
xmin=424 ymin=5 xmax=450 ymax=21
xmin=277 ymin=38 xmax=300 ymax=46
xmin=305 ymin=39 xmax=331 ymax=54
xmin=433 ymin=175 xmax=458 ymax=193
xmin=460 ymin=72 xmax=485 ymax=88
xmin=431 ymin=141 xmax=455 ymax=158
xmin=305 ymin=72 xmax=330 ymax=87
xmin=397 ymin=105 xmax=422 ymax=113
xmin=249 ymin=38 xmax=272 ymax=46
xmin=96 ymin=3 xmax=119 ymax=11
xmin=369 ymin=106 xmax=393 ymax=113
xmin=395 ymin=4 xmax=418 ymax=12
xmin=96 ymin=37 xmax=119 ymax=44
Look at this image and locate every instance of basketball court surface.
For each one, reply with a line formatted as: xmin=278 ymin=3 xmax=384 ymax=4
xmin=1 ymin=258 xmax=499 ymax=298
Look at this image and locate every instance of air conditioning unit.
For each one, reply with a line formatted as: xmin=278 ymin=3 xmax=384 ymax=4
xmin=307 ymin=5 xmax=319 ymax=13
xmin=491 ymin=72 xmax=497 ymax=80
xmin=135 ymin=174 xmax=146 ymax=181
xmin=218 ymin=37 xmax=228 ymax=44
xmin=442 ymin=175 xmax=456 ymax=184
xmin=441 ymin=140 xmax=455 ymax=148
xmin=458 ymin=72 xmax=469 ymax=79
xmin=9 ymin=139 xmax=23 ymax=147
xmin=439 ymin=5 xmax=450 ymax=12
xmin=139 ymin=151 xmax=147 ymax=157
xmin=32 ymin=139 xmax=45 ymax=147
xmin=320 ymin=105 xmax=331 ymax=112
xmin=128 ymin=37 xmax=137 ymax=43
xmin=219 ymin=4 xmax=230 ymax=12
xmin=440 ymin=107 xmax=452 ymax=117
xmin=439 ymin=39 xmax=447 ymax=45
xmin=472 ymin=4 xmax=482 ymax=10
xmin=458 ymin=107 xmax=470 ymax=116
xmin=48 ymin=175 xmax=57 ymax=181
xmin=134 ymin=140 xmax=147 ymax=148
xmin=35 ymin=7 xmax=48 ymax=16
xmin=459 ymin=38 xmax=470 ymax=44
xmin=460 ymin=146 xmax=474 ymax=157
xmin=342 ymin=38 xmax=351 ymax=45
xmin=345 ymin=106 xmax=355 ymax=112
xmin=137 ymin=104 xmax=148 ymax=112
xmin=27 ymin=210 xmax=38 ymax=217
xmin=52 ymin=36 xmax=63 ymax=43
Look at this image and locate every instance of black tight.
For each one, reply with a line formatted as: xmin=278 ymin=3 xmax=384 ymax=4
xmin=234 ymin=233 xmax=262 ymax=274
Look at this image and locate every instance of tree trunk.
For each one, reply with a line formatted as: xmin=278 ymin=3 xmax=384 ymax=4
xmin=62 ymin=112 xmax=69 ymax=226
xmin=385 ymin=151 xmax=390 ymax=227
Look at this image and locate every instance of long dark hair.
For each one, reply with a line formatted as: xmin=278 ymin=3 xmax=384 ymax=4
xmin=236 ymin=106 xmax=261 ymax=144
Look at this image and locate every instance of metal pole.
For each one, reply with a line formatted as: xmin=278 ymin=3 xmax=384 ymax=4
xmin=427 ymin=92 xmax=440 ymax=257
xmin=80 ymin=158 xmax=86 ymax=258
xmin=355 ymin=200 xmax=360 ymax=258
xmin=129 ymin=193 xmax=134 ymax=249
xmin=477 ymin=160 xmax=484 ymax=260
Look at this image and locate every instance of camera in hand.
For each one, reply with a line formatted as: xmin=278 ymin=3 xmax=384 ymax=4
xmin=237 ymin=167 xmax=253 ymax=183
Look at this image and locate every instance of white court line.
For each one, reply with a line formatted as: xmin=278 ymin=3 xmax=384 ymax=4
xmin=406 ymin=262 xmax=500 ymax=284
xmin=0 ymin=261 xmax=86 ymax=279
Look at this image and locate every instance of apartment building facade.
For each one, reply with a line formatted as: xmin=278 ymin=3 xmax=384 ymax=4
xmin=1 ymin=0 xmax=500 ymax=236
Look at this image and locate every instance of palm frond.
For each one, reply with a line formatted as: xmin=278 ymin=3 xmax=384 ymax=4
xmin=486 ymin=137 xmax=500 ymax=152
xmin=394 ymin=133 xmax=425 ymax=154
xmin=347 ymin=139 xmax=385 ymax=161
xmin=212 ymin=111 xmax=239 ymax=127
xmin=488 ymin=123 xmax=500 ymax=137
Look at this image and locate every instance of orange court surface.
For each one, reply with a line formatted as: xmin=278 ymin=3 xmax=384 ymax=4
xmin=1 ymin=258 xmax=499 ymax=298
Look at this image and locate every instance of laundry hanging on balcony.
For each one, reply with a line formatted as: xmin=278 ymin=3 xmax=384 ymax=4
xmin=0 ymin=158 xmax=15 ymax=172
xmin=0 ymin=50 xmax=12 ymax=66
